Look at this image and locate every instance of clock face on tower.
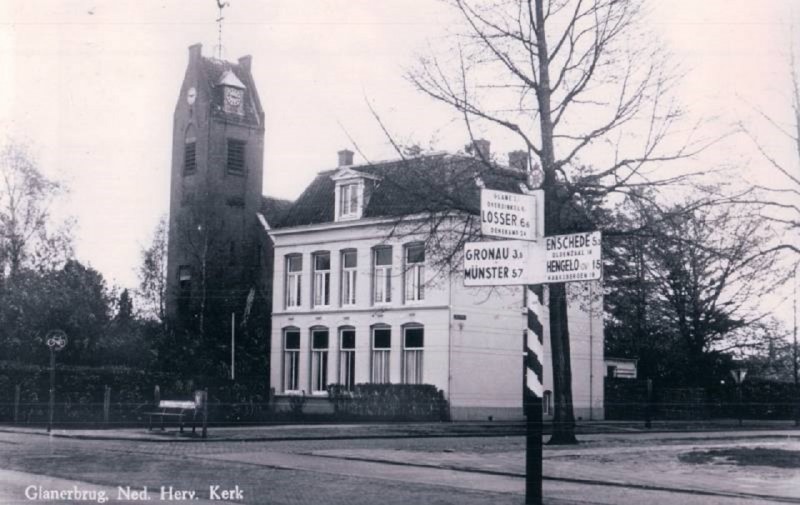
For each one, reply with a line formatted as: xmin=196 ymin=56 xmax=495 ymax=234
xmin=225 ymin=87 xmax=243 ymax=107
xmin=186 ymin=87 xmax=196 ymax=105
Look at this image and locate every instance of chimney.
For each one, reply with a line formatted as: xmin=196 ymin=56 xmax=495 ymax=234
xmin=508 ymin=150 xmax=528 ymax=171
xmin=472 ymin=139 xmax=490 ymax=160
xmin=337 ymin=149 xmax=354 ymax=167
xmin=238 ymin=55 xmax=252 ymax=71
xmin=188 ymin=43 xmax=202 ymax=62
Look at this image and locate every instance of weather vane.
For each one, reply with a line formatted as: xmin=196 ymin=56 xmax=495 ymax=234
xmin=215 ymin=0 xmax=230 ymax=60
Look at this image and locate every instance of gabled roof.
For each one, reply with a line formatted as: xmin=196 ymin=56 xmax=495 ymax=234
xmin=260 ymin=196 xmax=294 ymax=226
xmin=272 ymin=153 xmax=528 ymax=229
xmin=218 ymin=69 xmax=246 ymax=89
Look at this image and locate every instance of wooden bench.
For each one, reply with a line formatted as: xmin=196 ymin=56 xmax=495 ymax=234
xmin=146 ymin=391 xmax=207 ymax=436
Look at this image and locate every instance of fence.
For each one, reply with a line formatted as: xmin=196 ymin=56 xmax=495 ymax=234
xmin=605 ymin=377 xmax=800 ymax=421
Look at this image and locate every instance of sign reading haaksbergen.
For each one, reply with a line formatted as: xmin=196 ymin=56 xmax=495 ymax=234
xmin=480 ymin=189 xmax=539 ymax=241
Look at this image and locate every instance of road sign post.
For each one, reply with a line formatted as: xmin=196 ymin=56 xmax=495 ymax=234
xmin=731 ymin=368 xmax=747 ymax=427
xmin=45 ymin=330 xmax=67 ymax=433
xmin=469 ymin=188 xmax=603 ymax=505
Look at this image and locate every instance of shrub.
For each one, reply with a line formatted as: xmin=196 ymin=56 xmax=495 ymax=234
xmin=328 ymin=383 xmax=448 ymax=422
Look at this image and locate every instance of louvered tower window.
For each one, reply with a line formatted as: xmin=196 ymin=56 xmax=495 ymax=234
xmin=227 ymin=139 xmax=246 ymax=173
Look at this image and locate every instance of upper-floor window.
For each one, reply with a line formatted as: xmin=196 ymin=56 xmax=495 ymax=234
xmin=373 ymin=247 xmax=392 ymax=304
xmin=227 ymin=139 xmax=246 ymax=174
xmin=285 ymin=255 xmax=302 ymax=308
xmin=341 ymin=250 xmax=357 ymax=306
xmin=404 ymin=244 xmax=425 ymax=302
xmin=339 ymin=183 xmax=359 ymax=218
xmin=313 ymin=252 xmax=331 ymax=307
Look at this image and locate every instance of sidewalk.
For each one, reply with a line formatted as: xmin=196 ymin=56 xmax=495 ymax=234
xmin=1 ymin=419 xmax=798 ymax=443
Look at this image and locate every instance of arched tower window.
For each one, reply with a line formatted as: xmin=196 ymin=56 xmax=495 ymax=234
xmin=184 ymin=124 xmax=197 ymax=174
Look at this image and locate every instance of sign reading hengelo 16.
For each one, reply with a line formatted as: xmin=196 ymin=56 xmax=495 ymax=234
xmin=545 ymin=231 xmax=602 ymax=283
xmin=480 ymin=189 xmax=538 ymax=241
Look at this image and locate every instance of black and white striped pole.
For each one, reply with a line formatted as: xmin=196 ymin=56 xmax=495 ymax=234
xmin=524 ymin=284 xmax=545 ymax=505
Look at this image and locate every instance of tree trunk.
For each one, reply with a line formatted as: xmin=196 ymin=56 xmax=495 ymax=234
xmin=534 ymin=0 xmax=578 ymax=444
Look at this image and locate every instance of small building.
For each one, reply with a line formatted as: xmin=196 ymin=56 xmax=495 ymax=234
xmin=261 ymin=146 xmax=604 ymax=420
xmin=604 ymin=357 xmax=638 ymax=379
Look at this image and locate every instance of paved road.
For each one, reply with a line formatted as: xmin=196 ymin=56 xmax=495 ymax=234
xmin=0 ymin=428 xmax=796 ymax=504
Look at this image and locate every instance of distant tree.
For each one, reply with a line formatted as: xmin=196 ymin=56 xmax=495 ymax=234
xmin=0 ymin=260 xmax=111 ymax=364
xmin=115 ymin=288 xmax=134 ymax=323
xmin=603 ymin=197 xmax=783 ymax=386
xmin=0 ymin=140 xmax=64 ymax=279
xmin=138 ymin=216 xmax=168 ymax=322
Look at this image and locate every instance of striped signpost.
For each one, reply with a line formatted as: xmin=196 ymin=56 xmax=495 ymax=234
xmin=524 ymin=284 xmax=545 ymax=504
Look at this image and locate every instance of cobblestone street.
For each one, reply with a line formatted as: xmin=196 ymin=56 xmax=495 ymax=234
xmin=0 ymin=424 xmax=798 ymax=504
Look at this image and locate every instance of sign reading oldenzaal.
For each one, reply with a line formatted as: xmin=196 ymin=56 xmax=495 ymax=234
xmin=463 ymin=231 xmax=602 ymax=286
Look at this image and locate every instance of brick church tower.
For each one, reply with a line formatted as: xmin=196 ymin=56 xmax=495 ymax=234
xmin=165 ymin=43 xmax=265 ymax=348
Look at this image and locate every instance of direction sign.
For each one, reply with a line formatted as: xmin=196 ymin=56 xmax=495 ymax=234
xmin=730 ymin=368 xmax=747 ymax=385
xmin=480 ymin=189 xmax=541 ymax=241
xmin=544 ymin=231 xmax=602 ymax=283
xmin=463 ymin=240 xmax=543 ymax=286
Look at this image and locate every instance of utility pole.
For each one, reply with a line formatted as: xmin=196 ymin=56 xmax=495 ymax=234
xmin=794 ymin=271 xmax=798 ymax=427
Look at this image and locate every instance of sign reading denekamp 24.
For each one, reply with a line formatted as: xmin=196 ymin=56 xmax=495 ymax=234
xmin=464 ymin=231 xmax=601 ymax=286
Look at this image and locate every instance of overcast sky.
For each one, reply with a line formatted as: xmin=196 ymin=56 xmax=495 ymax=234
xmin=1 ymin=0 xmax=797 ymax=324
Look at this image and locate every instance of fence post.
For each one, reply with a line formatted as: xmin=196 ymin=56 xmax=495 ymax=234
xmin=103 ymin=385 xmax=111 ymax=426
xmin=645 ymin=379 xmax=653 ymax=429
xmin=202 ymin=389 xmax=208 ymax=439
xmin=13 ymin=384 xmax=20 ymax=424
xmin=154 ymin=385 xmax=160 ymax=406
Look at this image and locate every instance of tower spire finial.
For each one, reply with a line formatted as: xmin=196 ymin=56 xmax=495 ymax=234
xmin=215 ymin=0 xmax=230 ymax=60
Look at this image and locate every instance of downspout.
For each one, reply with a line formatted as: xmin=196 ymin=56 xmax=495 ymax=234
xmin=589 ymin=282 xmax=594 ymax=420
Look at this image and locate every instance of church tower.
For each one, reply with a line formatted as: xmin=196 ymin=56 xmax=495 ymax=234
xmin=165 ymin=43 xmax=265 ymax=340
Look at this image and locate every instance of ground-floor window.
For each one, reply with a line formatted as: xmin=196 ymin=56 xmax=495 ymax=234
xmin=311 ymin=328 xmax=329 ymax=392
xmin=371 ymin=327 xmax=391 ymax=383
xmin=283 ymin=329 xmax=300 ymax=392
xmin=402 ymin=325 xmax=424 ymax=384
xmin=338 ymin=328 xmax=356 ymax=390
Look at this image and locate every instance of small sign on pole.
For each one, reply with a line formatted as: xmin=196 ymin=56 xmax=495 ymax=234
xmin=45 ymin=329 xmax=67 ymax=433
xmin=480 ymin=189 xmax=540 ymax=241
xmin=730 ymin=368 xmax=747 ymax=385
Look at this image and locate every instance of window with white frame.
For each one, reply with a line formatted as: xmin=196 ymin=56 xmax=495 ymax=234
xmin=341 ymin=250 xmax=357 ymax=306
xmin=404 ymin=244 xmax=425 ymax=302
xmin=313 ymin=252 xmax=331 ymax=307
xmin=339 ymin=182 xmax=359 ymax=218
xmin=373 ymin=247 xmax=392 ymax=304
xmin=371 ymin=327 xmax=391 ymax=383
xmin=402 ymin=326 xmax=424 ymax=384
xmin=285 ymin=255 xmax=302 ymax=308
xmin=339 ymin=328 xmax=356 ymax=390
xmin=283 ymin=329 xmax=300 ymax=392
xmin=311 ymin=328 xmax=329 ymax=393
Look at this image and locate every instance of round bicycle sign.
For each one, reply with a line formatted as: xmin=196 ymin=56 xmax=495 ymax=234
xmin=45 ymin=330 xmax=68 ymax=352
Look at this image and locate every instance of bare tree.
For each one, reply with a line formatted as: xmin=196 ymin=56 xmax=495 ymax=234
xmin=407 ymin=0 xmax=713 ymax=443
xmin=738 ymin=36 xmax=800 ymax=259
xmin=138 ymin=216 xmax=168 ymax=322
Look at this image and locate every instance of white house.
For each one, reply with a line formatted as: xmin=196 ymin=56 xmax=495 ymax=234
xmin=261 ymin=147 xmax=604 ymax=420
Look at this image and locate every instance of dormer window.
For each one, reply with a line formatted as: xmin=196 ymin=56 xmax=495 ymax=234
xmin=331 ymin=164 xmax=379 ymax=222
xmin=339 ymin=183 xmax=359 ymax=218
